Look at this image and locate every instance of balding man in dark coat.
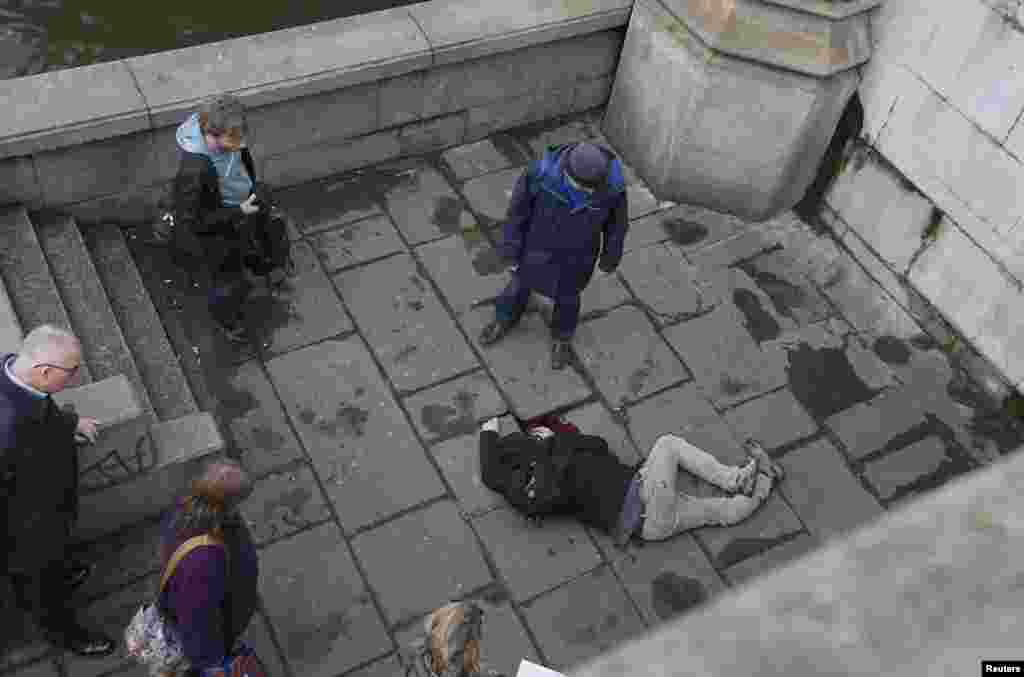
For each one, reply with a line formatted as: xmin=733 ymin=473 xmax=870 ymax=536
xmin=0 ymin=325 xmax=115 ymax=657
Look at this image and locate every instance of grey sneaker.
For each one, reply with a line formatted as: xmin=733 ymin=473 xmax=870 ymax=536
xmin=743 ymin=438 xmax=783 ymax=481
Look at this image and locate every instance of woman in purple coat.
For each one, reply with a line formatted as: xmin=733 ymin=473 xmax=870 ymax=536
xmin=159 ymin=458 xmax=259 ymax=677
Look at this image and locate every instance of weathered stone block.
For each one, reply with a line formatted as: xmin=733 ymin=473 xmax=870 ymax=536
xmin=333 ymin=253 xmax=477 ymax=392
xmin=825 ymin=387 xmax=929 ymax=462
xmin=309 ymin=214 xmax=405 ymax=273
xmin=618 ymin=244 xmax=702 ymax=325
xmin=862 ymin=436 xmax=950 ymax=501
xmin=693 ymin=493 xmax=804 ymax=570
xmin=572 ymin=75 xmax=614 ymax=115
xmin=622 ymin=384 xmax=723 ymax=461
xmin=247 ymin=82 xmax=379 ymax=158
xmin=0 ymin=154 xmax=41 ymax=209
xmin=574 ymin=306 xmax=690 ymax=408
xmin=431 ymin=433 xmax=506 ymax=517
xmin=402 ymin=370 xmax=507 ymax=444
xmin=240 ymin=462 xmax=332 ymax=546
xmin=603 ymin=0 xmax=868 ymax=219
xmin=779 ymin=439 xmax=883 ymax=541
xmin=521 ymin=565 xmax=645 ymax=671
xmin=396 ymin=112 xmax=467 ymax=156
xmin=260 ymin=524 xmax=390 ymax=677
xmin=262 ymin=130 xmax=402 ymax=189
xmin=465 ymin=86 xmax=577 ymax=143
xmin=276 ymin=171 xmax=385 ymax=235
xmin=563 ymin=401 xmax=641 ymax=466
xmin=266 ymin=337 xmax=446 ymax=533
xmin=417 ymin=230 xmax=515 ymax=316
xmin=724 ymin=389 xmax=818 ymax=451
xmin=441 ymin=139 xmax=515 ymax=181
xmin=473 ymin=507 xmax=600 ymax=603
xmin=972 ymin=284 xmax=1024 ymax=388
xmin=381 ymin=160 xmax=475 ymax=244
xmin=460 ymin=166 xmax=525 ymax=225
xmin=721 ymin=533 xmax=821 ymax=586
xmin=353 ymin=500 xmax=493 ymax=626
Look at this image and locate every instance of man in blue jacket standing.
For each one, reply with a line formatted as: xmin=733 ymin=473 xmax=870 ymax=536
xmin=479 ymin=142 xmax=629 ymax=370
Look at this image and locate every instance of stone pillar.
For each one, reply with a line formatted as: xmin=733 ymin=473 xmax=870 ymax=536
xmin=603 ymin=0 xmax=880 ymax=221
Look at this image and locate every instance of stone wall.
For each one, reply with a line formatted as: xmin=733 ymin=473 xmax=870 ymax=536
xmin=0 ymin=0 xmax=629 ymax=225
xmin=820 ymin=0 xmax=1024 ymax=394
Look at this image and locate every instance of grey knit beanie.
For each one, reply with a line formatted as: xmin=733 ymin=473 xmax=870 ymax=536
xmin=565 ymin=142 xmax=610 ymax=189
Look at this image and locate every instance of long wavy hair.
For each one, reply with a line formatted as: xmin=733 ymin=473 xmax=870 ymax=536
xmin=424 ymin=602 xmax=483 ymax=676
xmin=172 ymin=459 xmax=253 ymax=539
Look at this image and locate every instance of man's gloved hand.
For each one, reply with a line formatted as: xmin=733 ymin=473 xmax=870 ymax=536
xmin=481 ymin=417 xmax=500 ymax=434
xmin=239 ymin=193 xmax=260 ymax=216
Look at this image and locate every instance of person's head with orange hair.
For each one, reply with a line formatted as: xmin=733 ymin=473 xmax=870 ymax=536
xmin=173 ymin=457 xmax=253 ymax=538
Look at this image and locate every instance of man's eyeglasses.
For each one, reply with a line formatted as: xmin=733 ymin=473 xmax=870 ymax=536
xmin=34 ymin=362 xmax=80 ymax=375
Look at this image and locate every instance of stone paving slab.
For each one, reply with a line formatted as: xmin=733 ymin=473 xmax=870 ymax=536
xmin=515 ymin=117 xmax=604 ymax=157
xmin=76 ymin=575 xmax=154 ymax=675
xmin=8 ymin=661 xmax=56 ymax=677
xmin=528 ymin=272 xmax=633 ymax=326
xmin=662 ymin=304 xmax=789 ymax=408
xmin=624 ymin=182 xmax=670 ymax=221
xmin=720 ymin=533 xmax=822 ymax=586
xmin=266 ymin=338 xmax=446 ymax=533
xmin=260 ymin=524 xmax=391 ymax=677
xmin=394 ymin=590 xmax=539 ymax=677
xmin=247 ymin=240 xmax=354 ymax=356
xmin=694 ymin=266 xmax=805 ymax=345
xmin=777 ymin=440 xmax=884 ymax=542
xmin=459 ymin=307 xmax=592 ymax=420
xmin=71 ymin=518 xmax=162 ymax=602
xmin=723 ymin=389 xmax=819 ymax=452
xmin=242 ymin=612 xmax=289 ymax=677
xmin=563 ymin=401 xmax=642 ymax=466
xmin=472 ymin=508 xmax=601 ymax=604
xmin=333 ymin=253 xmax=477 ymax=392
xmin=222 ymin=358 xmax=306 ymax=479
xmin=595 ymin=532 xmax=726 ymax=627
xmin=275 ymin=172 xmax=385 ymax=236
xmin=402 ymin=370 xmax=508 ymax=443
xmin=441 ymin=138 xmax=517 ymax=181
xmin=734 ymin=249 xmax=833 ymax=328
xmin=460 ymin=167 xmax=525 ymax=227
xmin=416 ymin=229 xmax=514 ymax=316
xmin=431 ymin=433 xmax=506 ymax=518
xmin=622 ymin=384 xmax=726 ymax=461
xmin=521 ymin=565 xmax=646 ymax=671
xmin=862 ymin=436 xmax=951 ymax=502
xmin=308 ymin=215 xmax=406 ymax=273
xmin=617 ymin=244 xmax=703 ymax=326
xmin=240 ymin=462 xmax=332 ymax=546
xmin=825 ymin=386 xmax=930 ymax=462
xmin=346 ymin=655 xmax=403 ymax=677
xmin=381 ymin=159 xmax=477 ymax=244
xmin=574 ymin=306 xmax=690 ymax=409
xmin=353 ymin=500 xmax=493 ymax=627
xmin=684 ymin=228 xmax=783 ymax=270
xmin=632 ymin=203 xmax=748 ymax=256
xmin=692 ymin=493 xmax=805 ymax=570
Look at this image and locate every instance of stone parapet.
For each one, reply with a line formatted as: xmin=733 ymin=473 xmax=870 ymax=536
xmin=570 ymin=446 xmax=1024 ymax=677
xmin=0 ymin=0 xmax=629 ymax=224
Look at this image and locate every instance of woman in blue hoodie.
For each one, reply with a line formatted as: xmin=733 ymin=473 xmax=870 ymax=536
xmin=171 ymin=94 xmax=264 ymax=344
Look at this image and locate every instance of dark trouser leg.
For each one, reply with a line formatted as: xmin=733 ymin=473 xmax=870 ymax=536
xmin=494 ymin=275 xmax=530 ymax=326
xmin=10 ymin=563 xmax=74 ymax=643
xmin=551 ymin=293 xmax=582 ymax=341
xmin=208 ymin=246 xmax=251 ymax=327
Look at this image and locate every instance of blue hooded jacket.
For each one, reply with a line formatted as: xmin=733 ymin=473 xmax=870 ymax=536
xmin=176 ymin=112 xmax=253 ymax=207
xmin=500 ymin=143 xmax=629 ymax=299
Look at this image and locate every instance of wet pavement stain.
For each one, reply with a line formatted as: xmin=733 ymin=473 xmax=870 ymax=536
xmin=716 ymin=536 xmax=778 ymax=569
xmin=736 ymin=265 xmax=810 ymax=321
xmin=298 ymin=409 xmax=316 ymax=425
xmin=217 ymin=382 xmax=259 ymax=422
xmin=421 ymin=403 xmax=475 ymax=438
xmin=786 ymin=342 xmax=879 ymax=420
xmin=246 ymin=424 xmax=287 ymax=453
xmin=909 ymin=333 xmax=939 ymax=351
xmin=733 ymin=289 xmax=781 ymax=343
xmin=662 ymin=218 xmax=708 ymax=246
xmin=569 ymin=624 xmax=599 ymax=644
xmin=394 ymin=344 xmax=419 ymax=363
xmin=336 ymin=405 xmax=369 ymax=437
xmin=650 ymin=572 xmax=707 ymax=620
xmin=546 ymin=547 xmax=557 ymax=557
xmin=408 ymin=274 xmax=427 ymax=294
xmin=480 ymin=584 xmax=510 ymax=606
xmin=355 ymin=386 xmax=366 ymax=398
xmin=408 ymin=300 xmax=424 ymax=312
xmin=431 ymin=196 xmax=466 ymax=235
xmin=282 ymin=609 xmax=354 ymax=661
xmin=872 ymin=335 xmax=912 ymax=364
xmin=471 ymin=247 xmax=506 ymax=276
xmin=627 ymin=357 xmax=656 ymax=397
xmin=720 ymin=375 xmax=750 ymax=397
xmin=262 ymin=486 xmax=314 ymax=528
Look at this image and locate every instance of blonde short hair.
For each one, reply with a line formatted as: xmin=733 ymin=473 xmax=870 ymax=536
xmin=427 ymin=603 xmax=482 ymax=675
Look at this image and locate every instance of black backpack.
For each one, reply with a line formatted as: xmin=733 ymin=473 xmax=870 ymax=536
xmin=501 ymin=435 xmax=574 ymax=524
xmin=239 ymin=152 xmax=295 ymax=278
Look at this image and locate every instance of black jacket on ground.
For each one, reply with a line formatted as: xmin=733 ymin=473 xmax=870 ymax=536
xmin=171 ymin=148 xmax=259 ymax=275
xmin=479 ymin=430 xmax=637 ymax=534
xmin=0 ymin=353 xmax=80 ymax=574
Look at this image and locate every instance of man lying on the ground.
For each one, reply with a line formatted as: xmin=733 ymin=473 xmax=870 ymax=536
xmin=478 ymin=415 xmax=784 ymax=545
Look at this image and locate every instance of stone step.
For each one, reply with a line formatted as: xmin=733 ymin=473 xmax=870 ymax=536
xmin=0 ymin=205 xmax=91 ymax=386
xmin=34 ymin=212 xmax=156 ymax=422
xmin=120 ymin=225 xmax=219 ymax=415
xmin=82 ymin=223 xmax=199 ymax=421
xmin=75 ymin=411 xmax=225 ymax=542
xmin=0 ymin=270 xmax=23 ymax=353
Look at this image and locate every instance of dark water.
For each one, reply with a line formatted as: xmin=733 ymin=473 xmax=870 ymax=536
xmin=0 ymin=0 xmax=420 ymax=79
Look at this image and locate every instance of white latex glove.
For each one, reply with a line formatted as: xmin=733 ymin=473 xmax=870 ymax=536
xmin=481 ymin=417 xmax=500 ymax=433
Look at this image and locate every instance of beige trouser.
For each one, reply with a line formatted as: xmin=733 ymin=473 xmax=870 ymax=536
xmin=639 ymin=434 xmax=772 ymax=542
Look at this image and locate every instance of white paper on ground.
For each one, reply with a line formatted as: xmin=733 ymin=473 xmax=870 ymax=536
xmin=516 ymin=659 xmax=567 ymax=677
